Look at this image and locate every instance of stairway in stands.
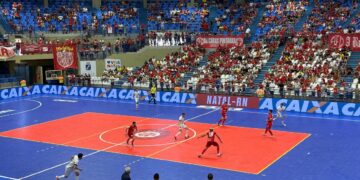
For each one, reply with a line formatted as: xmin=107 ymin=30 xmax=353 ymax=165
xmin=254 ymin=45 xmax=285 ymax=85
xmin=342 ymin=3 xmax=360 ymax=28
xmin=0 ymin=15 xmax=12 ymax=34
xmin=294 ymin=3 xmax=314 ymax=32
xmin=244 ymin=5 xmax=265 ymax=44
xmin=138 ymin=3 xmax=148 ymax=32
xmin=343 ymin=52 xmax=360 ymax=84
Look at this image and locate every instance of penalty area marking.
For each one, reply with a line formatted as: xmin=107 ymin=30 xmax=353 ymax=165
xmin=17 ymin=109 xmax=217 ymax=179
xmin=0 ymin=100 xmax=42 ymax=118
xmin=0 ymin=175 xmax=19 ymax=180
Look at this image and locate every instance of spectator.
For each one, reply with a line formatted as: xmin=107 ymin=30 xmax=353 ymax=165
xmin=153 ymin=173 xmax=159 ymax=180
xmin=208 ymin=173 xmax=213 ymax=180
xmin=121 ymin=166 xmax=131 ymax=180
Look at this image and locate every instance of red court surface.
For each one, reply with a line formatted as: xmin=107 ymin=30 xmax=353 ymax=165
xmin=0 ymin=112 xmax=310 ymax=174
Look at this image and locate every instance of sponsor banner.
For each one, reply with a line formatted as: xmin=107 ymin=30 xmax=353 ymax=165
xmin=0 ymin=85 xmax=196 ymax=104
xmin=196 ymin=35 xmax=244 ymax=48
xmin=328 ymin=33 xmax=360 ymax=51
xmin=196 ymin=94 xmax=259 ymax=108
xmin=53 ymin=44 xmax=79 ymax=70
xmin=80 ymin=61 xmax=97 ymax=76
xmin=0 ymin=46 xmax=16 ymax=59
xmin=105 ymin=58 xmax=121 ymax=70
xmin=20 ymin=44 xmax=52 ymax=54
xmin=259 ymin=98 xmax=360 ymax=117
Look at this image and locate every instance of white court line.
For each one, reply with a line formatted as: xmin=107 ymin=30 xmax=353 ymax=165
xmin=17 ymin=109 xmax=217 ymax=179
xmin=99 ymin=108 xmax=218 ymax=147
xmin=119 ymin=108 xmax=218 ymax=167
xmin=0 ymin=175 xmax=19 ymax=180
xmin=0 ymin=100 xmax=42 ymax=118
xmin=239 ymin=110 xmax=360 ymax=122
xmin=39 ymin=95 xmax=200 ymax=109
xmin=99 ymin=124 xmax=198 ymax=147
xmin=18 ymin=114 xmax=159 ymax=180
xmin=39 ymin=95 xmax=360 ymax=122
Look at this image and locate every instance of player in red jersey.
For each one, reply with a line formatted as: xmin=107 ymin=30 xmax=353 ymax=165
xmin=218 ymin=102 xmax=229 ymax=126
xmin=126 ymin=121 xmax=138 ymax=147
xmin=263 ymin=110 xmax=274 ymax=136
xmin=198 ymin=128 xmax=223 ymax=158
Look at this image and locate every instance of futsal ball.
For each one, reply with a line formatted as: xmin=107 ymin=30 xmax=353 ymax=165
xmin=75 ymin=170 xmax=80 ymax=176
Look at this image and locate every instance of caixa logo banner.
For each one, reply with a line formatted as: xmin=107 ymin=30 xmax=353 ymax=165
xmin=259 ymin=98 xmax=360 ymax=117
xmin=0 ymin=85 xmax=196 ymax=104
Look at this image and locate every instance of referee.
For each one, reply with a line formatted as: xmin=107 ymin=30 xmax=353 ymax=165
xmin=148 ymin=85 xmax=157 ymax=104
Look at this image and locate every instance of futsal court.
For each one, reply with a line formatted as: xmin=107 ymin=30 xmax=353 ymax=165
xmin=0 ymin=95 xmax=359 ymax=180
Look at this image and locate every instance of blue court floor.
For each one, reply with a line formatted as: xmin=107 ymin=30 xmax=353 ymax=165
xmin=0 ymin=95 xmax=359 ymax=180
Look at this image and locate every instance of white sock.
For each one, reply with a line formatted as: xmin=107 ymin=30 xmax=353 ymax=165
xmin=57 ymin=175 xmax=65 ymax=179
xmin=185 ymin=129 xmax=189 ymax=137
xmin=75 ymin=176 xmax=79 ymax=180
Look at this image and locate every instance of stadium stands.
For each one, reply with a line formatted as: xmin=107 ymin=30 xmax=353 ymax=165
xmin=261 ymin=33 xmax=352 ymax=98
xmin=0 ymin=0 xmax=140 ymax=34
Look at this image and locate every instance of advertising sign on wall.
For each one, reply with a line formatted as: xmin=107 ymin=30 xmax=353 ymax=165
xmin=196 ymin=94 xmax=259 ymax=108
xmin=328 ymin=33 xmax=360 ymax=51
xmin=105 ymin=59 xmax=121 ymax=70
xmin=196 ymin=35 xmax=244 ymax=48
xmin=80 ymin=61 xmax=97 ymax=76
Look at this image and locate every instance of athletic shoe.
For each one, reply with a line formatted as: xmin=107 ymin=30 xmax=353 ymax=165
xmin=217 ymin=153 xmax=222 ymax=157
xmin=174 ymin=136 xmax=177 ymax=141
xmin=56 ymin=176 xmax=60 ymax=180
xmin=198 ymin=154 xmax=202 ymax=158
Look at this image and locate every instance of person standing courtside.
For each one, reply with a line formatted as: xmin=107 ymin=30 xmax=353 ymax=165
xmin=148 ymin=85 xmax=157 ymax=104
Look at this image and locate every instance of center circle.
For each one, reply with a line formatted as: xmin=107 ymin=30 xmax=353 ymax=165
xmin=99 ymin=124 xmax=197 ymax=147
xmin=134 ymin=130 xmax=161 ymax=138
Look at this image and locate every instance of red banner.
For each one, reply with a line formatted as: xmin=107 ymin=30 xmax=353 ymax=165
xmin=21 ymin=44 xmax=52 ymax=54
xmin=0 ymin=46 xmax=16 ymax=59
xmin=196 ymin=94 xmax=259 ymax=108
xmin=53 ymin=44 xmax=78 ymax=70
xmin=196 ymin=35 xmax=244 ymax=48
xmin=328 ymin=33 xmax=360 ymax=51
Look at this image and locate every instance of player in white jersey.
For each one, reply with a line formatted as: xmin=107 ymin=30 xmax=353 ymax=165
xmin=133 ymin=89 xmax=140 ymax=110
xmin=174 ymin=113 xmax=189 ymax=140
xmin=276 ymin=103 xmax=286 ymax=127
xmin=56 ymin=153 xmax=83 ymax=180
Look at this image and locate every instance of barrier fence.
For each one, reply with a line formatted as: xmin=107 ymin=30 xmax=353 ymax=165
xmin=1 ymin=85 xmax=359 ymax=117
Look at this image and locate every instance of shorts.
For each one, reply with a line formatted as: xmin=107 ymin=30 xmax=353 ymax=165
xmin=266 ymin=123 xmax=273 ymax=129
xmin=128 ymin=134 xmax=134 ymax=138
xmin=277 ymin=111 xmax=282 ymax=118
xmin=221 ymin=113 xmax=227 ymax=118
xmin=151 ymin=93 xmax=155 ymax=98
xmin=135 ymin=98 xmax=139 ymax=104
xmin=179 ymin=124 xmax=187 ymax=129
xmin=206 ymin=141 xmax=219 ymax=147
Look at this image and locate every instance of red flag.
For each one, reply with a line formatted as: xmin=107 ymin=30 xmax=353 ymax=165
xmin=53 ymin=44 xmax=78 ymax=70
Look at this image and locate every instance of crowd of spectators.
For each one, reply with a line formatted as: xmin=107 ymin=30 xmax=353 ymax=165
xmin=260 ymin=33 xmax=356 ymax=99
xmin=302 ymin=0 xmax=358 ymax=34
xmin=147 ymin=31 xmax=195 ymax=46
xmin=122 ymin=44 xmax=206 ymax=91
xmin=188 ymin=40 xmax=278 ymax=94
xmin=1 ymin=0 xmax=140 ymax=34
xmin=210 ymin=2 xmax=258 ymax=35
xmin=147 ymin=0 xmax=209 ymax=32
xmin=253 ymin=0 xmax=307 ymax=41
xmin=18 ymin=33 xmax=146 ymax=59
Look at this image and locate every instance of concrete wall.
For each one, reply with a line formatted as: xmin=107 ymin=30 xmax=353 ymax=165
xmin=10 ymin=46 xmax=181 ymax=76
